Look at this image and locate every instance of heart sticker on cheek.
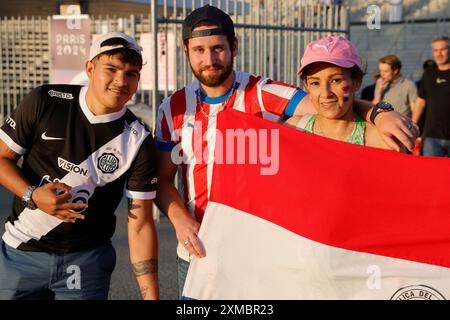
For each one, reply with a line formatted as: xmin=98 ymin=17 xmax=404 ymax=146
xmin=342 ymin=86 xmax=350 ymax=101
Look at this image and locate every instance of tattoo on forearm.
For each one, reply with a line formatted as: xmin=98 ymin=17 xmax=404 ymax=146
xmin=128 ymin=198 xmax=134 ymax=210
xmin=2 ymin=145 xmax=20 ymax=161
xmin=132 ymin=259 xmax=158 ymax=276
xmin=128 ymin=198 xmax=141 ymax=211
xmin=127 ymin=199 xmax=138 ymax=221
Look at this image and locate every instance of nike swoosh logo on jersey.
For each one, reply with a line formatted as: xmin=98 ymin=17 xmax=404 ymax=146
xmin=436 ymin=78 xmax=447 ymax=84
xmin=41 ymin=132 xmax=64 ymax=141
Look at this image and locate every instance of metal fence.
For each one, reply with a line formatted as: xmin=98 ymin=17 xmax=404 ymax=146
xmin=1 ymin=0 xmax=349 ymax=128
xmin=0 ymin=16 xmax=50 ymax=125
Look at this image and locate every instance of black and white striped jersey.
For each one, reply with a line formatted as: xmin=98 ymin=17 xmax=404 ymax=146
xmin=0 ymin=85 xmax=158 ymax=253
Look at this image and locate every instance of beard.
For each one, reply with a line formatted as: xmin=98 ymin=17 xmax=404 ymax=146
xmin=435 ymin=56 xmax=449 ymax=66
xmin=191 ymin=60 xmax=234 ymax=87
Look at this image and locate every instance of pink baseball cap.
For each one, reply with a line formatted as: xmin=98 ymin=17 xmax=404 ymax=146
xmin=297 ymin=36 xmax=362 ymax=76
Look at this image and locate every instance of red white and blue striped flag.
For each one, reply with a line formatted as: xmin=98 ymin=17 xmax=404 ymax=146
xmin=183 ymin=109 xmax=450 ymax=300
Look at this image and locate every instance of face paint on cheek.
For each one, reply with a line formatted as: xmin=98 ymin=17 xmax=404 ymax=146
xmin=342 ymin=85 xmax=350 ymax=102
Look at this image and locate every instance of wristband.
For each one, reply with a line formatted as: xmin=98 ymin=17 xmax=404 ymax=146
xmin=370 ymin=101 xmax=394 ymax=124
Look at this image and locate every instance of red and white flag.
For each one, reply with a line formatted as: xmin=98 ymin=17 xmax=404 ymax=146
xmin=183 ymin=110 xmax=450 ymax=300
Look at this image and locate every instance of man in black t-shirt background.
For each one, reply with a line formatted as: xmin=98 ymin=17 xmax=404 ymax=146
xmin=413 ymin=36 xmax=450 ymax=157
xmin=0 ymin=33 xmax=159 ymax=299
xmin=415 ymin=59 xmax=436 ymax=135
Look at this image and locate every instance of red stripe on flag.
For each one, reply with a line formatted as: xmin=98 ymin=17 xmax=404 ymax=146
xmin=210 ymin=109 xmax=450 ymax=268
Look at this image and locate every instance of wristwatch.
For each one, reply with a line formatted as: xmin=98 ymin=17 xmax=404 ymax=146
xmin=370 ymin=101 xmax=394 ymax=124
xmin=22 ymin=186 xmax=37 ymax=210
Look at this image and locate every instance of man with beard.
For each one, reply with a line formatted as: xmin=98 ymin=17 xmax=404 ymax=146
xmin=154 ymin=5 xmax=419 ymax=297
xmin=412 ymin=36 xmax=450 ymax=157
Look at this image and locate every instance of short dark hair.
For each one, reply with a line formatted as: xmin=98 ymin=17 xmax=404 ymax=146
xmin=432 ymin=36 xmax=450 ymax=47
xmin=349 ymin=65 xmax=365 ymax=82
xmin=300 ymin=63 xmax=364 ymax=82
xmin=93 ymin=37 xmax=143 ymax=69
xmin=379 ymin=55 xmax=402 ymax=72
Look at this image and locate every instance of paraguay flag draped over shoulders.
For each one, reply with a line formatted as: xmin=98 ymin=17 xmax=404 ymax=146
xmin=183 ymin=109 xmax=450 ymax=300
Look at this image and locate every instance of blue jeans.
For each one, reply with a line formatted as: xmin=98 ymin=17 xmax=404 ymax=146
xmin=423 ymin=137 xmax=450 ymax=157
xmin=176 ymin=256 xmax=190 ymax=299
xmin=0 ymin=241 xmax=116 ymax=300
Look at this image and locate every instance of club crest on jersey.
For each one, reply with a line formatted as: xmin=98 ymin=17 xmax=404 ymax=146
xmin=97 ymin=153 xmax=120 ymax=174
xmin=48 ymin=89 xmax=74 ymax=100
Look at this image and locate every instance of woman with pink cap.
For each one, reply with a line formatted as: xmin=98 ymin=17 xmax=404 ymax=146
xmin=286 ymin=36 xmax=392 ymax=149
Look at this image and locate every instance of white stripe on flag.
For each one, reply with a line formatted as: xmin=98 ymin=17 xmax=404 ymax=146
xmin=183 ymin=201 xmax=450 ymax=300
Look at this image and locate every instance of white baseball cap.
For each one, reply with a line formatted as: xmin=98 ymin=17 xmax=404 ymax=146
xmin=89 ymin=32 xmax=143 ymax=61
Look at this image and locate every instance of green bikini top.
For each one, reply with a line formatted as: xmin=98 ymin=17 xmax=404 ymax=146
xmin=297 ymin=114 xmax=366 ymax=146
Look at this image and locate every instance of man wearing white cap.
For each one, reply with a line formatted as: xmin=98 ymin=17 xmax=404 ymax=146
xmin=0 ymin=32 xmax=159 ymax=300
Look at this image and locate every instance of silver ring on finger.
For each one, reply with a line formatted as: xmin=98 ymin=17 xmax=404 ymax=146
xmin=184 ymin=240 xmax=190 ymax=246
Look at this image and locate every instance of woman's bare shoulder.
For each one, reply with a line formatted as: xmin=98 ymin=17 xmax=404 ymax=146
xmin=284 ymin=115 xmax=303 ymax=129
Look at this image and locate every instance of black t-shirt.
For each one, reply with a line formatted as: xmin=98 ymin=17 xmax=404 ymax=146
xmin=415 ymin=80 xmax=426 ymax=134
xmin=418 ymin=66 xmax=450 ymax=139
xmin=0 ymin=85 xmax=158 ymax=253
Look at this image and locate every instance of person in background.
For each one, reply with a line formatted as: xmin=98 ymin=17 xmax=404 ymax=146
xmin=373 ymin=55 xmax=418 ymax=119
xmin=361 ymin=72 xmax=380 ymax=102
xmin=415 ymin=59 xmax=436 ymax=134
xmin=412 ymin=36 xmax=450 ymax=157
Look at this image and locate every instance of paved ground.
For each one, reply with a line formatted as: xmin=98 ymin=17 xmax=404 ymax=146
xmin=0 ymin=185 xmax=178 ymax=300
